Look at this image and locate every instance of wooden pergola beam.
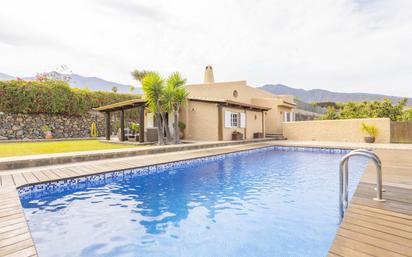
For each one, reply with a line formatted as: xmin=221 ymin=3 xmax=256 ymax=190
xmin=105 ymin=112 xmax=111 ymax=140
xmin=120 ymin=109 xmax=125 ymax=141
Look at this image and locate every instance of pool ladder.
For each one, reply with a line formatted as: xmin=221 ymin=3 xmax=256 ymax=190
xmin=339 ymin=149 xmax=385 ymax=218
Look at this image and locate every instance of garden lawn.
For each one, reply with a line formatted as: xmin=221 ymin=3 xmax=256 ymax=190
xmin=0 ymin=140 xmax=141 ymax=158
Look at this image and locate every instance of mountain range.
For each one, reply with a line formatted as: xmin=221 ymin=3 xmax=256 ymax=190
xmin=0 ymin=72 xmax=142 ymax=94
xmin=259 ymin=84 xmax=411 ymax=104
xmin=1 ymin=72 xmax=410 ymax=104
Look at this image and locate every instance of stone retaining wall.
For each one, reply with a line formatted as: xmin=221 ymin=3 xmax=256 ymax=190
xmin=0 ymin=111 xmax=105 ymax=140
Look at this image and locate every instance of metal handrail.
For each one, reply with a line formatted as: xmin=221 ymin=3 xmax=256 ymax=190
xmin=339 ymin=150 xmax=385 ymax=218
xmin=343 ymin=149 xmax=383 ymax=205
xmin=350 ymin=149 xmax=381 ymax=165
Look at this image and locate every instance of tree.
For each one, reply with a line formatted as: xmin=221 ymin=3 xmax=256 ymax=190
xmin=319 ymin=106 xmax=339 ymax=120
xmin=131 ymin=70 xmax=151 ymax=83
xmin=129 ymin=85 xmax=136 ymax=93
xmin=318 ymin=98 xmax=410 ymax=121
xmin=141 ymin=72 xmax=165 ymax=145
xmin=112 ymin=86 xmax=118 ymax=93
xmin=401 ymin=108 xmax=412 ymax=121
xmin=164 ymin=72 xmax=188 ymax=144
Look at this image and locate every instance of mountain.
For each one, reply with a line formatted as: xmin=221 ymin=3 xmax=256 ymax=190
xmin=0 ymin=72 xmax=15 ymax=80
xmin=0 ymin=72 xmax=142 ymax=94
xmin=260 ymin=84 xmax=412 ymax=104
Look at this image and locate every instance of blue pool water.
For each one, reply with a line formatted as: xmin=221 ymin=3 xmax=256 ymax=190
xmin=20 ymin=147 xmax=366 ymax=257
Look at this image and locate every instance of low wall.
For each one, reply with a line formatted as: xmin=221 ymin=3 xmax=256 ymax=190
xmin=0 ymin=111 xmax=105 ymax=140
xmin=282 ymin=118 xmax=391 ymax=143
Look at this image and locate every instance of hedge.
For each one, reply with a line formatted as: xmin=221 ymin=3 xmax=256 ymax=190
xmin=0 ymin=80 xmax=139 ymax=116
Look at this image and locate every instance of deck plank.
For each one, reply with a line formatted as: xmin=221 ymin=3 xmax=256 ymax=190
xmin=332 ymin=235 xmax=406 ymax=257
xmin=31 ymin=171 xmax=49 ymax=183
xmin=1 ymin=246 xmax=37 ymax=257
xmin=0 ymin=239 xmax=35 ymax=257
xmin=41 ymin=170 xmax=60 ymax=181
xmin=21 ymin=174 xmax=38 ymax=185
xmin=0 ymin=176 xmax=14 ymax=188
xmin=340 ymin=222 xmax=412 ymax=247
xmin=11 ymin=175 xmax=26 ymax=188
xmin=337 ymin=227 xmax=412 ymax=256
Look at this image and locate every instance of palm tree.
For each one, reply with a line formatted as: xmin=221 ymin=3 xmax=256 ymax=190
xmin=131 ymin=70 xmax=151 ymax=83
xmin=165 ymin=72 xmax=188 ymax=144
xmin=141 ymin=72 xmax=165 ymax=145
xmin=161 ymin=84 xmax=174 ymax=143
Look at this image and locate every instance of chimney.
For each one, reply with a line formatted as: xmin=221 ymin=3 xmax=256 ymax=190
xmin=203 ymin=65 xmax=214 ymax=83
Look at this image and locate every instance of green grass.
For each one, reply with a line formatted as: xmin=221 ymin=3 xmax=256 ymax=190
xmin=0 ymin=140 xmax=141 ymax=158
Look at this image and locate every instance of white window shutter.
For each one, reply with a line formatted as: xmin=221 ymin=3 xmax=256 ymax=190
xmin=240 ymin=113 xmax=246 ymax=128
xmin=224 ymin=111 xmax=231 ymax=128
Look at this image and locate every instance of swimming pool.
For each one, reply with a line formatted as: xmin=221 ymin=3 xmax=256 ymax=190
xmin=19 ymin=146 xmax=366 ymax=257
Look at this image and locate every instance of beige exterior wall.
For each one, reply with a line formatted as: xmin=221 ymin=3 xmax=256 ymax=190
xmin=245 ymin=110 xmax=264 ymax=139
xmin=186 ymin=81 xmax=274 ymax=103
xmin=282 ymin=118 xmax=391 ymax=143
xmin=186 ymin=81 xmax=295 ymax=135
xmin=251 ymin=98 xmax=290 ymax=134
xmin=180 ymin=102 xmax=264 ymax=141
xmin=181 ymin=101 xmax=219 ymax=141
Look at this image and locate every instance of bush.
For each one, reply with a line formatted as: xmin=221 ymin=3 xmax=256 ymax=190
xmin=130 ymin=122 xmax=140 ymax=133
xmin=318 ymin=98 xmax=410 ymax=121
xmin=0 ymin=80 xmax=139 ymax=116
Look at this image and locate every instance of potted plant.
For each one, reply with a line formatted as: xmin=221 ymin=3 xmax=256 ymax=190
xmin=361 ymin=123 xmax=378 ymax=143
xmin=41 ymin=125 xmax=53 ymax=139
xmin=232 ymin=131 xmax=243 ymax=140
xmin=178 ymin=121 xmax=186 ymax=139
xmin=129 ymin=122 xmax=140 ymax=141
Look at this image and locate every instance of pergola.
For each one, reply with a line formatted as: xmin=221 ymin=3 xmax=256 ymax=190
xmin=95 ymin=99 xmax=146 ymax=142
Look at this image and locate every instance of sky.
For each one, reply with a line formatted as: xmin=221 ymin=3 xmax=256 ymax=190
xmin=0 ymin=0 xmax=411 ymax=97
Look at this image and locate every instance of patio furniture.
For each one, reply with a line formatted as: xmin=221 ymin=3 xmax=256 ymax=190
xmin=128 ymin=133 xmax=140 ymax=142
xmin=146 ymin=128 xmax=158 ymax=142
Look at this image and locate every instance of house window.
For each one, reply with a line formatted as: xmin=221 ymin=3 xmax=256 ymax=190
xmin=225 ymin=111 xmax=246 ymax=128
xmin=231 ymin=113 xmax=238 ymax=127
xmin=283 ymin=111 xmax=295 ymax=122
xmin=233 ymin=90 xmax=238 ymax=98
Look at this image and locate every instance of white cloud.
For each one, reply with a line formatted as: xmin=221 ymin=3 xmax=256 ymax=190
xmin=0 ymin=0 xmax=411 ymax=96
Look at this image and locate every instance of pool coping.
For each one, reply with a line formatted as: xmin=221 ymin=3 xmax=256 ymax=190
xmin=0 ymin=141 xmax=411 ymax=257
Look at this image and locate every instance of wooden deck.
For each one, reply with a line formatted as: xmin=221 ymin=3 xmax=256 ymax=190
xmin=0 ymin=141 xmax=411 ymax=257
xmin=328 ymin=149 xmax=412 ymax=257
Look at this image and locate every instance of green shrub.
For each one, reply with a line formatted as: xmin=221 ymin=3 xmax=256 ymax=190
xmin=361 ymin=123 xmax=379 ymax=137
xmin=41 ymin=125 xmax=50 ymax=133
xmin=0 ymin=80 xmax=139 ymax=116
xmin=178 ymin=121 xmax=186 ymax=130
xmin=130 ymin=122 xmax=140 ymax=133
xmin=318 ymin=98 xmax=409 ymax=121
